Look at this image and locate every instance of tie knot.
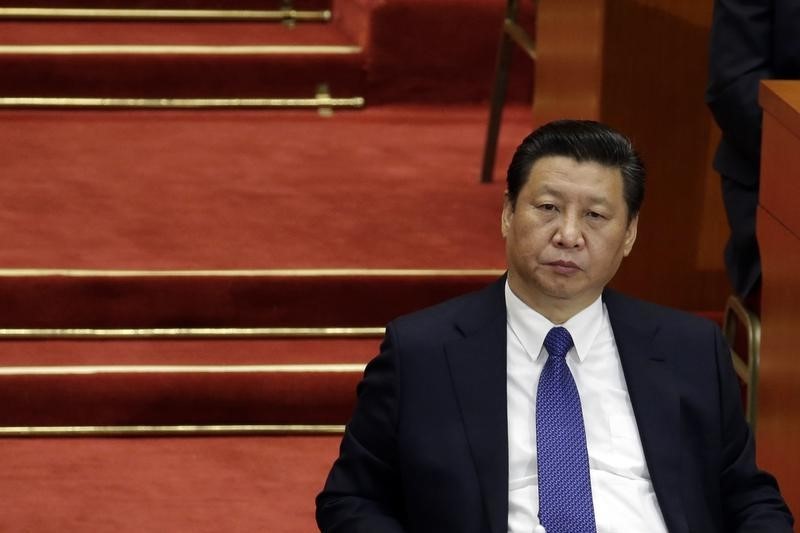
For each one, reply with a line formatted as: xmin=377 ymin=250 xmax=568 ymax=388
xmin=544 ymin=327 xmax=574 ymax=359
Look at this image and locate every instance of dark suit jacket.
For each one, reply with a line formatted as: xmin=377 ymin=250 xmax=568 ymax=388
xmin=317 ymin=278 xmax=792 ymax=532
xmin=706 ymin=0 xmax=800 ymax=186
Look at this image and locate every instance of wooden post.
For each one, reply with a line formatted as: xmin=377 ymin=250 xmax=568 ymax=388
xmin=756 ymin=80 xmax=800 ymax=514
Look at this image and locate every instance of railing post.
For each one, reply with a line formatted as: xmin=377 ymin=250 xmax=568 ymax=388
xmin=480 ymin=0 xmax=520 ymax=184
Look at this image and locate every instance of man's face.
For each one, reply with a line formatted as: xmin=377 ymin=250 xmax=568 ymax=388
xmin=501 ymin=155 xmax=638 ymax=317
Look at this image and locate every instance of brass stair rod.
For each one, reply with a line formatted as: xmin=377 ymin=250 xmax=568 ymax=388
xmin=0 ymin=424 xmax=346 ymax=437
xmin=0 ymin=7 xmax=332 ymax=22
xmin=0 ymin=96 xmax=365 ymax=110
xmin=0 ymin=326 xmax=384 ymax=339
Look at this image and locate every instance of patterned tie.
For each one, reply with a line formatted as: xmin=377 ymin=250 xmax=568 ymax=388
xmin=536 ymin=326 xmax=597 ymax=533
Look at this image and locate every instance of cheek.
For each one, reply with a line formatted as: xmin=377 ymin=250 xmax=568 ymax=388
xmin=509 ymin=225 xmax=546 ymax=257
xmin=595 ymin=238 xmax=629 ymax=270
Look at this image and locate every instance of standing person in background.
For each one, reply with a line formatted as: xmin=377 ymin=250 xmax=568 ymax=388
xmin=706 ymin=0 xmax=800 ymax=310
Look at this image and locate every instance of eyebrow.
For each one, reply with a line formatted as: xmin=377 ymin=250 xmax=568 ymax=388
xmin=537 ymin=186 xmax=612 ymax=207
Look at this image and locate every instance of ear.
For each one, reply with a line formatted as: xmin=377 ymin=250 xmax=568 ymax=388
xmin=622 ymin=214 xmax=638 ymax=256
xmin=501 ymin=191 xmax=513 ymax=238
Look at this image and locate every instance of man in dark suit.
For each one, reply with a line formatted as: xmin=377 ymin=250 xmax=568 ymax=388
xmin=706 ymin=0 xmax=800 ymax=304
xmin=316 ymin=120 xmax=792 ymax=532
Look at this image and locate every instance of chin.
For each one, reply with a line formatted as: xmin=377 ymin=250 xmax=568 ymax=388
xmin=536 ymin=281 xmax=579 ymax=300
xmin=545 ymin=289 xmax=579 ymax=301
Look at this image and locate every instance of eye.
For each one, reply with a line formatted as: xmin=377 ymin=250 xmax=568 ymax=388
xmin=586 ymin=211 xmax=605 ymax=219
xmin=538 ymin=203 xmax=558 ymax=212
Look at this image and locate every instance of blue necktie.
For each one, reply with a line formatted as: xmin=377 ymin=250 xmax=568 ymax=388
xmin=536 ymin=327 xmax=597 ymax=533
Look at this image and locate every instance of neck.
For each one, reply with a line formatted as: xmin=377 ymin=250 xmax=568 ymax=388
xmin=507 ymin=277 xmax=598 ymax=324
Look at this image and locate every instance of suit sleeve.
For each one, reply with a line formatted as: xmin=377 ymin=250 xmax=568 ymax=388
xmin=706 ymin=0 xmax=773 ymax=170
xmin=715 ymin=327 xmax=794 ymax=531
xmin=315 ymin=324 xmax=407 ymax=533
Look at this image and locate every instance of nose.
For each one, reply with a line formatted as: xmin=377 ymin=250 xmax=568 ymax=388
xmin=553 ymin=212 xmax=585 ymax=248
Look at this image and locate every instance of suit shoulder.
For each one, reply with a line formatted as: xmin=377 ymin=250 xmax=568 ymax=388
xmin=604 ymin=289 xmax=719 ymax=335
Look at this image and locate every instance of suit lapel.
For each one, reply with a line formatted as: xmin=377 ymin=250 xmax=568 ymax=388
xmin=605 ymin=290 xmax=689 ymax=533
xmin=445 ymin=278 xmax=508 ymax=533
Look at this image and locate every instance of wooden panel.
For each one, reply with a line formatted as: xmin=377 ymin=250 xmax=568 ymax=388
xmin=604 ymin=0 xmax=727 ymax=310
xmin=756 ymin=208 xmax=800 ymax=514
xmin=697 ymin=124 xmax=728 ymax=270
xmin=631 ymin=0 xmax=713 ymax=26
xmin=756 ymin=81 xmax=800 ymax=513
xmin=532 ymin=0 xmax=605 ymax=124
xmin=760 ymin=80 xmax=800 ymax=140
xmin=534 ymin=0 xmax=728 ymax=310
xmin=760 ymin=97 xmax=800 ymax=235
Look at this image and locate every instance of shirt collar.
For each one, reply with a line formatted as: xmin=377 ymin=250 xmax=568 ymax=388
xmin=504 ymin=280 xmax=604 ymax=363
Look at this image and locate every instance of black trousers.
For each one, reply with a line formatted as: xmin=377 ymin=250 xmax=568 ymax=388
xmin=721 ymin=174 xmax=761 ymax=302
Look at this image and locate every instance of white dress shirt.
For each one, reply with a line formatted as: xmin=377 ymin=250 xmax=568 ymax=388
xmin=505 ymin=281 xmax=668 ymax=533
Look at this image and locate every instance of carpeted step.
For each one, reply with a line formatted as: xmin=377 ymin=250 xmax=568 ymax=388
xmin=0 ymin=20 xmax=364 ymax=99
xmin=0 ymin=362 xmax=363 ymax=426
xmin=0 ymin=271 xmax=501 ymax=329
xmin=0 ymin=308 xmax=723 ymax=428
xmin=0 ymin=105 xmax=527 ymax=269
xmin=0 ymin=1 xmax=333 ymax=25
xmin=0 ymin=336 xmax=380 ymax=426
xmin=0 ymin=0 xmax=536 ymax=104
xmin=362 ymin=0 xmax=536 ymax=104
xmin=0 ymin=435 xmax=339 ymax=532
xmin=0 ymin=338 xmax=380 ymax=366
xmin=0 ymin=270 xmax=491 ymax=427
xmin=0 ymin=20 xmax=349 ymax=45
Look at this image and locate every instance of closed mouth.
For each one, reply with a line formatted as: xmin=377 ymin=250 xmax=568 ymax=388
xmin=548 ymin=260 xmax=580 ymax=269
xmin=546 ymin=260 xmax=582 ymax=274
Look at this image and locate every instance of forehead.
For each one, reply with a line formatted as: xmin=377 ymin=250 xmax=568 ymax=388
xmin=524 ymin=155 xmax=625 ymax=203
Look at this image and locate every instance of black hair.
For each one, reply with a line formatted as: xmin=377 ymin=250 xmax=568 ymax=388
xmin=506 ymin=119 xmax=645 ymax=221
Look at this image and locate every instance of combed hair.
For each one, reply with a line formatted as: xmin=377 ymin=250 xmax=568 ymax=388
xmin=506 ymin=119 xmax=645 ymax=220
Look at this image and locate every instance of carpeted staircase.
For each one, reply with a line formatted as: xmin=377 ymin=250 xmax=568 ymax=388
xmin=0 ymin=0 xmax=533 ymax=104
xmin=0 ymin=0 xmax=362 ymax=104
xmin=0 ymin=270 xmax=502 ymax=428
xmin=0 ymin=1 xmax=534 ymax=530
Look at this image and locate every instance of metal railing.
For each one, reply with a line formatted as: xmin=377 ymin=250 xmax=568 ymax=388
xmin=480 ymin=0 xmax=536 ymax=183
xmin=722 ymin=295 xmax=761 ymax=431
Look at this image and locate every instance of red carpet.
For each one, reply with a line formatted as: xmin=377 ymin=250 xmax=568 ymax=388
xmin=0 ymin=105 xmax=530 ymax=270
xmin=0 ymin=338 xmax=379 ymax=366
xmin=0 ymin=21 xmax=365 ymax=98
xmin=0 ymin=369 xmax=363 ymax=425
xmin=0 ymin=271 xmax=501 ymax=327
xmin=363 ymin=0 xmax=534 ymax=104
xmin=0 ymin=0 xmax=533 ymax=103
xmin=0 ymin=336 xmax=378 ymax=425
xmin=0 ymin=436 xmax=340 ymax=533
xmin=0 ymin=21 xmax=353 ymax=46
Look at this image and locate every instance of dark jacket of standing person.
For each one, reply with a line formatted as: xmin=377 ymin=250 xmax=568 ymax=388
xmin=706 ymin=0 xmax=800 ymax=299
